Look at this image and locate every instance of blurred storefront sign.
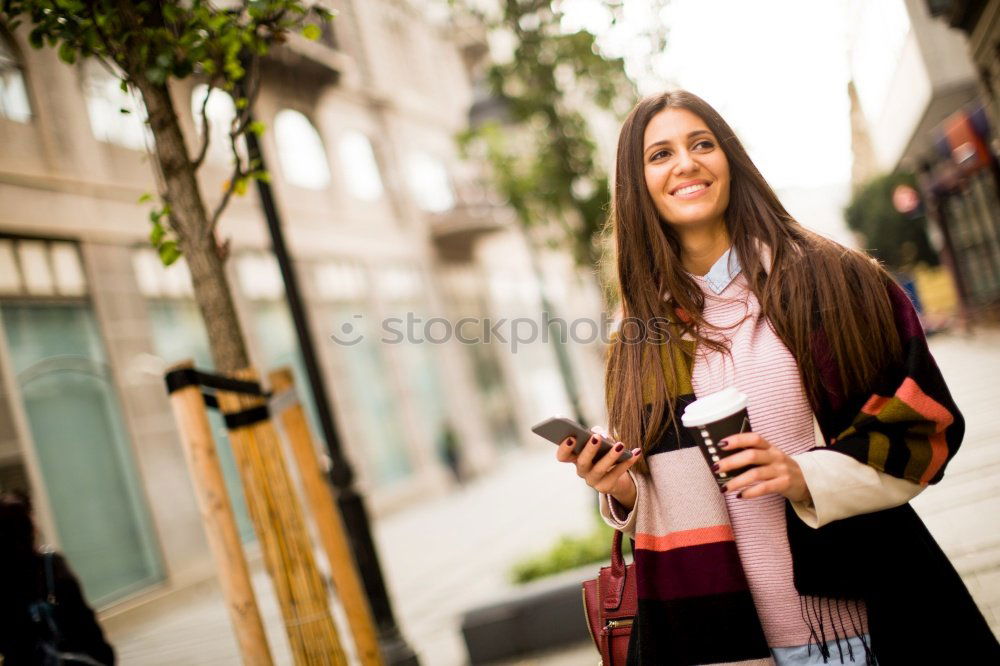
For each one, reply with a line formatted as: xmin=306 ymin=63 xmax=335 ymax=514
xmin=920 ymin=103 xmax=1000 ymax=319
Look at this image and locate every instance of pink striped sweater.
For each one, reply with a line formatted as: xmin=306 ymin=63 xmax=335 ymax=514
xmin=598 ymin=248 xmax=929 ymax=649
xmin=688 ymin=268 xmax=864 ymax=647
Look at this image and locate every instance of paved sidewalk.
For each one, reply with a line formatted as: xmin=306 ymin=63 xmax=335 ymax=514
xmin=107 ymin=444 xmax=599 ymax=665
xmin=106 ymin=329 xmax=1000 ymax=664
xmin=908 ymin=329 xmax=1000 ymax=631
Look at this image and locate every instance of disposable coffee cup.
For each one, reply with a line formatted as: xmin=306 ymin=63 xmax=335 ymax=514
xmin=681 ymin=388 xmax=754 ymax=487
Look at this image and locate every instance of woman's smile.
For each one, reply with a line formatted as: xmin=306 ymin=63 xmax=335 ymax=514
xmin=671 ymin=179 xmax=711 ymax=199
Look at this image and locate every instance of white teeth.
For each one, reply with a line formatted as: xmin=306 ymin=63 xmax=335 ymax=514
xmin=674 ymin=183 xmax=707 ymax=196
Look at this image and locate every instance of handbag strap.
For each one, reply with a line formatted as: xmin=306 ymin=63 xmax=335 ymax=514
xmin=603 ymin=528 xmax=629 ymax=612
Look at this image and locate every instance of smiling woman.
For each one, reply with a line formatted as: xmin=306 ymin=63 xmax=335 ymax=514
xmin=641 ymin=109 xmax=731 ymax=274
xmin=554 ymin=90 xmax=1000 ymax=665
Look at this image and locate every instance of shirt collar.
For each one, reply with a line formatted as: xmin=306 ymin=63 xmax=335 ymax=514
xmin=700 ymin=247 xmax=742 ymax=294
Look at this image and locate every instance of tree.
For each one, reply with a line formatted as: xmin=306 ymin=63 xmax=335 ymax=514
xmin=454 ymin=0 xmax=664 ymax=269
xmin=845 ymin=172 xmax=939 ymax=272
xmin=0 ymin=0 xmax=332 ymax=372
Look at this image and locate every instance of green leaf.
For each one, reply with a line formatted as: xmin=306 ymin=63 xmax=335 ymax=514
xmin=138 ymin=192 xmax=153 ymax=203
xmin=149 ymin=220 xmax=166 ymax=246
xmin=235 ymin=97 xmax=248 ymax=110
xmin=233 ymin=177 xmax=248 ymax=196
xmin=248 ymin=120 xmax=265 ymax=136
xmin=158 ymin=241 xmax=181 ymax=266
xmin=120 ymin=80 xmax=129 ymax=93
xmin=302 ymin=24 xmax=321 ymax=41
xmin=58 ymin=42 xmax=77 ymax=65
xmin=120 ymin=108 xmax=132 ymax=115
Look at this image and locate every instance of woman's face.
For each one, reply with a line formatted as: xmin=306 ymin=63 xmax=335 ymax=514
xmin=642 ymin=107 xmax=730 ymax=232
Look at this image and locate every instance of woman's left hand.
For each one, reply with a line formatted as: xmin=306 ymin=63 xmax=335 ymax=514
xmin=716 ymin=432 xmax=811 ymax=503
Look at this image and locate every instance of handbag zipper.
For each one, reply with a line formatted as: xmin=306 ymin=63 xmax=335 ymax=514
xmin=606 ymin=618 xmax=634 ymax=629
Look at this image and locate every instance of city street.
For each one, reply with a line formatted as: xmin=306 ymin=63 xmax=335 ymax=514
xmin=105 ymin=328 xmax=1000 ymax=664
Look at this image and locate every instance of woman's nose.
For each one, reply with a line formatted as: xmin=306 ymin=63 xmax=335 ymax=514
xmin=673 ymin=150 xmax=697 ymax=175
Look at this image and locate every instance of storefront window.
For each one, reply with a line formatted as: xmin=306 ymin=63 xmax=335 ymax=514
xmin=274 ymin=109 xmax=331 ymax=189
xmin=338 ymin=131 xmax=384 ymax=201
xmin=330 ymin=303 xmax=412 ymax=484
xmin=0 ymin=36 xmax=31 ymax=122
xmin=83 ymin=61 xmax=150 ymax=150
xmin=405 ymin=151 xmax=455 ymax=212
xmin=1 ymin=302 xmax=163 ymax=604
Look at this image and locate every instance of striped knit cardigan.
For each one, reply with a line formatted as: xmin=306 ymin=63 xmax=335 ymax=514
xmin=621 ymin=281 xmax=1000 ymax=665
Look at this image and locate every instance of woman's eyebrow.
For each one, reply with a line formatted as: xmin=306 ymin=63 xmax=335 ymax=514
xmin=644 ymin=129 xmax=713 ymax=152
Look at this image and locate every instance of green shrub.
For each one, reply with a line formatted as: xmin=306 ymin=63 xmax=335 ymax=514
xmin=509 ymin=520 xmax=632 ymax=584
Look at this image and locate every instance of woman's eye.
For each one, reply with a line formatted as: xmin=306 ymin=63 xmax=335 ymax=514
xmin=694 ymin=140 xmax=714 ymax=151
xmin=650 ymin=150 xmax=670 ymax=161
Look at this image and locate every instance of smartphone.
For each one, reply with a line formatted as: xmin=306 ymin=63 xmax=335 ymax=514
xmin=531 ymin=416 xmax=633 ymax=464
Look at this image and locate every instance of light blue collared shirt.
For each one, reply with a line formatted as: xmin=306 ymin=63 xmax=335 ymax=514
xmin=699 ymin=247 xmax=742 ymax=294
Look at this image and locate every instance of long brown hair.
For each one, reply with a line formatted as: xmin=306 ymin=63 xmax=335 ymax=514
xmin=605 ymin=90 xmax=902 ymax=473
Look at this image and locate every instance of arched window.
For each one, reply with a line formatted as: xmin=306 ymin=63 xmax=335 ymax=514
xmin=83 ymin=61 xmax=150 ymax=150
xmin=0 ymin=35 xmax=31 ymax=122
xmin=338 ymin=131 xmax=384 ymax=201
xmin=406 ymin=151 xmax=455 ymax=212
xmin=190 ymin=84 xmax=245 ymax=165
xmin=273 ymin=109 xmax=331 ymax=190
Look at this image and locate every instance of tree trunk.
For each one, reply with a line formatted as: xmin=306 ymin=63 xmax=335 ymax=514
xmin=135 ymin=77 xmax=251 ymax=373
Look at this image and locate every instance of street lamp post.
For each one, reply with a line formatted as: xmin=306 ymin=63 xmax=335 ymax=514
xmin=244 ymin=120 xmax=419 ymax=666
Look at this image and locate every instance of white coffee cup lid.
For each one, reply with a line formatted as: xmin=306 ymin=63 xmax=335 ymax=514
xmin=680 ymin=387 xmax=748 ymax=427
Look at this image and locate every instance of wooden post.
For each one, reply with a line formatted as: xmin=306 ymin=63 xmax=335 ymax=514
xmin=165 ymin=361 xmax=273 ymax=666
xmin=269 ymin=368 xmax=384 ymax=666
xmin=217 ymin=367 xmax=346 ymax=666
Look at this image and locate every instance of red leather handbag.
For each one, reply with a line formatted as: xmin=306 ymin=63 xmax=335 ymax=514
xmin=582 ymin=529 xmax=636 ymax=666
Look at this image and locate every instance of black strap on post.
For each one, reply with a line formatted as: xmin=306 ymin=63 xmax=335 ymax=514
xmin=164 ymin=367 xmax=272 ymax=429
xmin=223 ymin=405 xmax=270 ymax=429
xmin=165 ymin=367 xmax=267 ymax=397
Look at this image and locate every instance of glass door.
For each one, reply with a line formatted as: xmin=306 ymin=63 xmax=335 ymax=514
xmin=1 ymin=302 xmax=163 ymax=605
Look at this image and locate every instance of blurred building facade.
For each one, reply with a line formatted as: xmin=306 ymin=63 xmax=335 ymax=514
xmin=847 ymin=0 xmax=1000 ymax=317
xmin=0 ymin=1 xmax=607 ymax=612
xmin=926 ymin=0 xmax=1000 ymax=128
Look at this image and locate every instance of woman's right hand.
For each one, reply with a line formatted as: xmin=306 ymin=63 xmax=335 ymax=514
xmin=555 ymin=429 xmax=642 ymax=511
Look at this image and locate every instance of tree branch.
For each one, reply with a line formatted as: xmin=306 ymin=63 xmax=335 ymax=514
xmin=206 ymin=130 xmax=249 ymax=239
xmin=191 ymin=81 xmax=215 ymax=170
xmin=230 ymin=53 xmax=262 ymax=138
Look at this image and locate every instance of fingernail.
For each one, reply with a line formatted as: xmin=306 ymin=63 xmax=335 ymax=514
xmin=711 ymin=463 xmax=720 ymax=472
xmin=614 ymin=443 xmax=624 ymax=452
xmin=590 ymin=436 xmax=599 ymax=446
xmin=631 ymin=448 xmax=642 ymax=456
xmin=720 ymin=484 xmax=728 ymax=493
xmin=565 ymin=437 xmax=576 ymax=446
xmin=737 ymin=492 xmax=744 ymax=499
xmin=719 ymin=439 xmax=729 ymax=449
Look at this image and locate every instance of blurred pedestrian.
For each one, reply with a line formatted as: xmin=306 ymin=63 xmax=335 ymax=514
xmin=439 ymin=423 xmax=465 ymax=485
xmin=0 ymin=492 xmax=116 ymax=665
xmin=555 ymin=90 xmax=999 ymax=664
